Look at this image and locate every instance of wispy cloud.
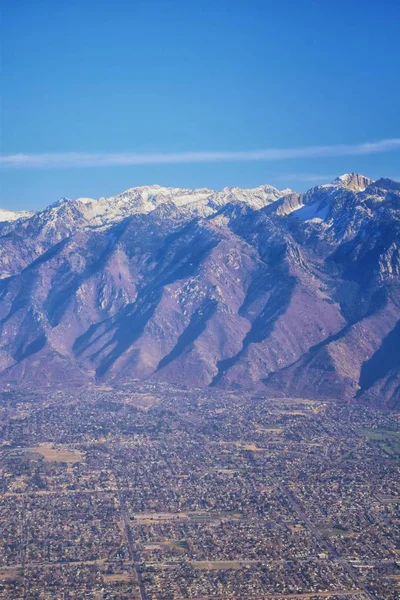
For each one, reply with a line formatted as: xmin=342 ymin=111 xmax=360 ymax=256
xmin=1 ymin=139 xmax=400 ymax=169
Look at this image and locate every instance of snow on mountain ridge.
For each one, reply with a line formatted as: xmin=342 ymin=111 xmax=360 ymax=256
xmin=0 ymin=175 xmax=377 ymax=230
xmin=0 ymin=208 xmax=34 ymax=222
xmin=41 ymin=183 xmax=294 ymax=229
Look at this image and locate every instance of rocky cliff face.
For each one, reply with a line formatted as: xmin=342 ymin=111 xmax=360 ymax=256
xmin=0 ymin=174 xmax=399 ymax=409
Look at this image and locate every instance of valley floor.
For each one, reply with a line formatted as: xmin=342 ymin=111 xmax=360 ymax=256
xmin=0 ymin=384 xmax=398 ymax=599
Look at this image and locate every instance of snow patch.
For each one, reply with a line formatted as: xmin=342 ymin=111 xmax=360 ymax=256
xmin=0 ymin=209 xmax=33 ymax=222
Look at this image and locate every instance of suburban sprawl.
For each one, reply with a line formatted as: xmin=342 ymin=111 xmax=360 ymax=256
xmin=0 ymin=384 xmax=398 ymax=599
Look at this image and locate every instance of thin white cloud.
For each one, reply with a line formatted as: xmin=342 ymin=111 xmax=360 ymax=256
xmin=1 ymin=138 xmax=400 ymax=169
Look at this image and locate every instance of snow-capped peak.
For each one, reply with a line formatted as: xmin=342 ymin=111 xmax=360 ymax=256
xmin=331 ymin=173 xmax=373 ymax=192
xmin=4 ymin=176 xmax=378 ymax=234
xmin=1 ymin=182 xmax=299 ymax=234
xmin=47 ymin=183 xmax=293 ymax=229
xmin=74 ymin=197 xmax=97 ymax=205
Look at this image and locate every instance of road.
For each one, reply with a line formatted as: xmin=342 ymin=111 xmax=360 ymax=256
xmin=116 ymin=485 xmax=148 ymax=600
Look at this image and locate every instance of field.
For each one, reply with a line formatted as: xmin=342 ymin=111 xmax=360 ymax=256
xmin=27 ymin=444 xmax=83 ymax=463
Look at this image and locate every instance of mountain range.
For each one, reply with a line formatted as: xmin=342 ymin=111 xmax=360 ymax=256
xmin=0 ymin=173 xmax=399 ymax=408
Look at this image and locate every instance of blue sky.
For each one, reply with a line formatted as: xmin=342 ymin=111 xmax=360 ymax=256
xmin=1 ymin=0 xmax=400 ymax=211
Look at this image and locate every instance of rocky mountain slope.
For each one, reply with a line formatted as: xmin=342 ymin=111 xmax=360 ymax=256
xmin=0 ymin=174 xmax=399 ymax=408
